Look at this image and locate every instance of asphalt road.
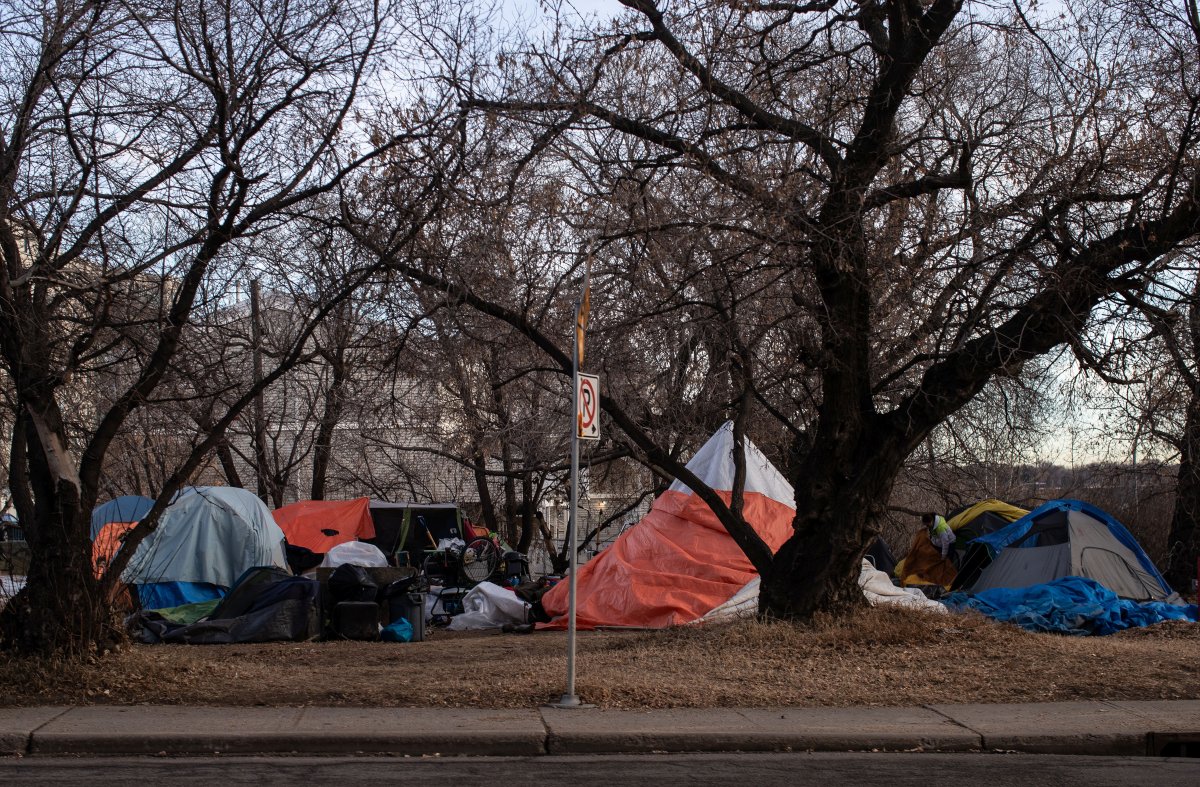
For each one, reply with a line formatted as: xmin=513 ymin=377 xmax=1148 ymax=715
xmin=1 ymin=752 xmax=1198 ymax=785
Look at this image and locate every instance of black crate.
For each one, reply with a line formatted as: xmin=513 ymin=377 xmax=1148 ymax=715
xmin=331 ymin=601 xmax=380 ymax=641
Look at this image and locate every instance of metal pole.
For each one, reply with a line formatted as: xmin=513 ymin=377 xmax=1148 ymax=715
xmin=556 ymin=311 xmax=584 ymax=708
xmin=551 ymin=257 xmax=593 ymax=710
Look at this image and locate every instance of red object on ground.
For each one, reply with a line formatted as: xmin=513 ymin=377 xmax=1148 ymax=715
xmin=272 ymin=497 xmax=375 ymax=554
xmin=463 ymin=520 xmax=490 ymax=540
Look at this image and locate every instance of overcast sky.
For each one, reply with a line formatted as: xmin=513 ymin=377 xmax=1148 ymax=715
xmin=500 ymin=0 xmax=624 ymax=27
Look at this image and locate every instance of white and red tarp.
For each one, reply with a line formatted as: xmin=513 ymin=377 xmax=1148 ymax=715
xmin=541 ymin=422 xmax=944 ymax=629
xmin=541 ymin=423 xmax=796 ymax=628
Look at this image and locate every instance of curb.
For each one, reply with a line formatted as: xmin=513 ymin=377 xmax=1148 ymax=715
xmin=541 ymin=707 xmax=980 ymax=755
xmin=20 ymin=707 xmax=547 ymax=757
xmin=2 ymin=702 xmax=1198 ymax=758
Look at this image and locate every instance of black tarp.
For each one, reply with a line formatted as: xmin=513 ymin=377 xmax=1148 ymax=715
xmin=364 ymin=502 xmax=461 ymax=565
xmin=132 ymin=567 xmax=320 ymax=644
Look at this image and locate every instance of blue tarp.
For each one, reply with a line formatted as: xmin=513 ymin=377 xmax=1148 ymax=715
xmin=944 ymin=576 xmax=1198 ymax=636
xmin=136 ymin=581 xmax=225 ymax=610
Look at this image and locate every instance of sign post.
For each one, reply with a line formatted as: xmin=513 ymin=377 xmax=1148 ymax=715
xmin=553 ymin=259 xmax=597 ymax=710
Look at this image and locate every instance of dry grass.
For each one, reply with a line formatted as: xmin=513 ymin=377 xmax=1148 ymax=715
xmin=1 ymin=607 xmax=1197 ymax=709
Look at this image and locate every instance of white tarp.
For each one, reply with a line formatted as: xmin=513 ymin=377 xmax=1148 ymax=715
xmin=666 ymin=421 xmax=795 ymax=506
xmin=447 ymin=581 xmax=530 ymax=630
xmin=320 ymin=540 xmax=388 ymax=569
xmin=858 ymin=560 xmax=948 ymax=613
xmin=700 ymin=559 xmax=945 ymax=623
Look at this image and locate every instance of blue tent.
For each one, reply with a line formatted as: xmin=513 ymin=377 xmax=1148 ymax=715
xmin=957 ymin=499 xmax=1178 ymax=603
xmin=90 ymin=495 xmax=155 ymax=540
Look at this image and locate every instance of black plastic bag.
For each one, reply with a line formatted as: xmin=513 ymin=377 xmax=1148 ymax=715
xmin=328 ymin=563 xmax=379 ymax=604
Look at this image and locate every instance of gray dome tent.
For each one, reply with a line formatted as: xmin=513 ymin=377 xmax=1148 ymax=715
xmin=962 ymin=499 xmax=1181 ymax=604
xmin=122 ymin=486 xmax=289 ymax=609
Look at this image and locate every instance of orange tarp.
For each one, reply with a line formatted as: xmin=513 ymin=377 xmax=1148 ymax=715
xmin=541 ymin=489 xmax=795 ymax=629
xmin=895 ymin=530 xmax=957 ymax=588
xmin=272 ymin=497 xmax=375 ymax=554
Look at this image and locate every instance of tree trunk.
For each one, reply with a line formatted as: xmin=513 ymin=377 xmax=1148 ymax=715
xmin=486 ymin=350 xmax=520 ymax=546
xmin=500 ymin=445 xmax=519 ymax=547
xmin=472 ymin=449 xmax=500 ymax=534
xmin=759 ymin=462 xmax=882 ymax=619
xmin=759 ymin=371 xmax=904 ymax=619
xmin=0 ymin=490 xmax=107 ymax=654
xmin=193 ymin=412 xmax=243 ymax=488
xmin=250 ymin=280 xmax=272 ymax=504
xmin=6 ymin=411 xmax=36 ymax=546
xmin=311 ymin=355 xmax=346 ymax=500
xmin=758 ymin=205 xmax=880 ymax=617
xmin=760 ymin=523 xmax=867 ymax=618
xmin=215 ymin=440 xmax=244 ymax=488
xmin=1165 ymin=384 xmax=1200 ymax=593
xmin=270 ymin=480 xmax=285 ymax=510
xmin=516 ymin=473 xmax=534 ymax=553
xmin=537 ymin=510 xmax=569 ymax=574
xmin=0 ymin=408 xmax=108 ymax=654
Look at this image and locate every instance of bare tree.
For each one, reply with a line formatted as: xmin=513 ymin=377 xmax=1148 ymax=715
xmin=0 ymin=0 xmax=459 ymax=654
xmin=1058 ymin=0 xmax=1200 ymax=592
xmin=1076 ymin=261 xmax=1200 ymax=588
xmin=351 ymin=0 xmax=1200 ymax=620
xmin=307 ymin=292 xmax=391 ymax=501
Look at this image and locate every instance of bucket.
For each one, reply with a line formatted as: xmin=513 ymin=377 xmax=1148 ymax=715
xmin=387 ymin=591 xmax=426 ymax=642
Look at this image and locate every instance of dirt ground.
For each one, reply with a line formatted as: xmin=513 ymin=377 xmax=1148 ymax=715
xmin=1 ymin=607 xmax=1197 ymax=709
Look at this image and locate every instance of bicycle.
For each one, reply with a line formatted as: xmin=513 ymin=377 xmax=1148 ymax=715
xmin=418 ymin=532 xmax=530 ymax=624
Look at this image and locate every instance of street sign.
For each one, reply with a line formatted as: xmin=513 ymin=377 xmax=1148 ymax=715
xmin=576 ymin=372 xmax=599 ymax=440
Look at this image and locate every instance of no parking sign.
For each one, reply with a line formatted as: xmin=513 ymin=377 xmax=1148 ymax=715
xmin=576 ymin=373 xmax=600 ymax=440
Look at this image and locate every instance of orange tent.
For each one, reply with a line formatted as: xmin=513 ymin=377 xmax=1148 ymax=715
xmin=93 ymin=520 xmax=138 ymax=579
xmin=541 ymin=423 xmax=796 ymax=629
xmin=272 ymin=497 xmax=375 ymax=554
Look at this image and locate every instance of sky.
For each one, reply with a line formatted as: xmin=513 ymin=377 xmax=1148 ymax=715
xmin=500 ymin=0 xmax=625 ymax=28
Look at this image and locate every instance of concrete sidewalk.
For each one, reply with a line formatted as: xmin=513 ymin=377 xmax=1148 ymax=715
xmin=1 ymin=701 xmax=1198 ymax=758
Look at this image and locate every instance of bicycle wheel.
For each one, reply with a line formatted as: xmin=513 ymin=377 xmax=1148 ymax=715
xmin=460 ymin=537 xmax=500 ymax=583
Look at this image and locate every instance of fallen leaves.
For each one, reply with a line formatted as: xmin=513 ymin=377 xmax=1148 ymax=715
xmin=0 ymin=606 xmax=1195 ymax=709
